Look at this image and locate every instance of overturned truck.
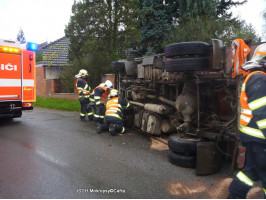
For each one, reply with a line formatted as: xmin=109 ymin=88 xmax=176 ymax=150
xmin=111 ymin=40 xmax=248 ymax=175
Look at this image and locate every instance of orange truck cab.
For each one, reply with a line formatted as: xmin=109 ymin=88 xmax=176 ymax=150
xmin=0 ymin=39 xmax=37 ymax=119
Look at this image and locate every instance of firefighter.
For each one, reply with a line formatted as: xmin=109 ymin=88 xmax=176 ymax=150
xmin=75 ymin=69 xmax=92 ymax=122
xmin=89 ymin=82 xmax=105 ymax=121
xmin=92 ymin=80 xmax=113 ymax=124
xmin=96 ymin=89 xmax=130 ymax=136
xmin=228 ymin=43 xmax=266 ymax=199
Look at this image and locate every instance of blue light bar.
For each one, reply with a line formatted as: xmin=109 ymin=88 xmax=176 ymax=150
xmin=26 ymin=42 xmax=38 ymax=51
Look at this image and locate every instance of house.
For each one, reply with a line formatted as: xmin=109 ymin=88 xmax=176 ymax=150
xmin=36 ymin=36 xmax=77 ymax=100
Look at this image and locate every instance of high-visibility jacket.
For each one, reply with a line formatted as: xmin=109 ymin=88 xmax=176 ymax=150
xmin=239 ymin=71 xmax=266 ymax=144
xmin=91 ymin=86 xmax=110 ymax=105
xmin=231 ymin=39 xmax=250 ymax=78
xmin=76 ymin=78 xmax=91 ymax=98
xmin=105 ymin=97 xmax=130 ymax=119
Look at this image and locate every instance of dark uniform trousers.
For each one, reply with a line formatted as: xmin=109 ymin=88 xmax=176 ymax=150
xmin=93 ymin=103 xmax=105 ymax=123
xmin=79 ymin=97 xmax=93 ymax=120
xmin=100 ymin=116 xmax=125 ymax=133
xmin=228 ymin=142 xmax=266 ymax=199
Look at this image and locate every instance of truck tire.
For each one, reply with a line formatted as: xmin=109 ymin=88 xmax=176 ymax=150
xmin=111 ymin=61 xmax=125 ymax=70
xmin=168 ymin=134 xmax=202 ymax=155
xmin=168 ymin=149 xmax=196 ymax=168
xmin=165 ymin=57 xmax=209 ymax=72
xmin=164 ymin=42 xmax=210 ymax=58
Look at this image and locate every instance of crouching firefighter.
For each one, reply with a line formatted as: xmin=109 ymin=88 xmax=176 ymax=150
xmin=96 ymin=89 xmax=130 ymax=136
xmin=75 ymin=69 xmax=93 ymax=122
xmin=228 ymin=43 xmax=266 ymax=199
xmin=92 ymin=80 xmax=113 ymax=124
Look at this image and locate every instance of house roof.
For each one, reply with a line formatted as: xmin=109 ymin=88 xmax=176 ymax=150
xmin=42 ymin=36 xmax=70 ymax=67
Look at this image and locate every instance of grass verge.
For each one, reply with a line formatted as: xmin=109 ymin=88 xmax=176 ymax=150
xmin=33 ymin=96 xmax=80 ymax=112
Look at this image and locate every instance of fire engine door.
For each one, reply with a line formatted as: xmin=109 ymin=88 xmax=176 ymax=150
xmin=0 ymin=53 xmax=22 ymax=100
xmin=22 ymin=50 xmax=35 ymax=102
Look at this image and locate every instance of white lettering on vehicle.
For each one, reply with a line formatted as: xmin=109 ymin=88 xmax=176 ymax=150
xmin=0 ymin=63 xmax=17 ymax=71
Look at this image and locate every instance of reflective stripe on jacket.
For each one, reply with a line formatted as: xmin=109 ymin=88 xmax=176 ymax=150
xmin=231 ymin=39 xmax=250 ymax=78
xmin=105 ymin=97 xmax=122 ymax=119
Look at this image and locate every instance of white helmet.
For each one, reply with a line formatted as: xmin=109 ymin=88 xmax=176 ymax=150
xmin=78 ymin=69 xmax=88 ymax=77
xmin=105 ymin=80 xmax=113 ymax=89
xmin=242 ymin=43 xmax=266 ymax=71
xmin=99 ymin=83 xmax=105 ymax=87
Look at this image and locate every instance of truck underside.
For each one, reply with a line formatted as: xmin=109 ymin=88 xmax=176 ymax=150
xmin=112 ymin=40 xmax=241 ymax=175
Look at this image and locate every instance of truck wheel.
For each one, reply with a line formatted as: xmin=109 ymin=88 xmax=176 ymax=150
xmin=168 ymin=134 xmax=202 ymax=155
xmin=164 ymin=42 xmax=210 ymax=58
xmin=111 ymin=61 xmax=125 ymax=70
xmin=165 ymin=57 xmax=209 ymax=72
xmin=168 ymin=149 xmax=196 ymax=168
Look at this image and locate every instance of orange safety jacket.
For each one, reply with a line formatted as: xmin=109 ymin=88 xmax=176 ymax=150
xmin=239 ymin=71 xmax=266 ymax=142
xmin=91 ymin=86 xmax=110 ymax=105
xmin=240 ymin=71 xmax=266 ymax=125
xmin=76 ymin=78 xmax=90 ymax=98
xmin=105 ymin=97 xmax=122 ymax=119
xmin=231 ymin=39 xmax=250 ymax=78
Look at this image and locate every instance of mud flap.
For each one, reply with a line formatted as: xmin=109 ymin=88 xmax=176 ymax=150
xmin=196 ymin=141 xmax=223 ymax=176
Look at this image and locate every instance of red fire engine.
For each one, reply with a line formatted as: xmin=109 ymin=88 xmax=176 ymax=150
xmin=0 ymin=39 xmax=37 ymax=119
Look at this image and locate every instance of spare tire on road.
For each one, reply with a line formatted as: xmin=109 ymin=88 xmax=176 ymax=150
xmin=168 ymin=149 xmax=196 ymax=168
xmin=164 ymin=42 xmax=211 ymax=58
xmin=168 ymin=134 xmax=202 ymax=155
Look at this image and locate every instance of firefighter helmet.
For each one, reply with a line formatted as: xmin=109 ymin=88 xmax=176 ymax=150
xmin=78 ymin=69 xmax=88 ymax=77
xmin=105 ymin=80 xmax=113 ymax=89
xmin=242 ymin=43 xmax=266 ymax=71
xmin=109 ymin=89 xmax=118 ymax=98
xmin=99 ymin=83 xmax=105 ymax=87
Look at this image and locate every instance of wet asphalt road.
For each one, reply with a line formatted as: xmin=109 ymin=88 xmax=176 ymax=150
xmin=0 ymin=107 xmax=262 ymax=199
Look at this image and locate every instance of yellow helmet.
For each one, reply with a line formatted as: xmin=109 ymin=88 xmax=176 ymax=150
xmin=78 ymin=69 xmax=88 ymax=77
xmin=109 ymin=89 xmax=118 ymax=98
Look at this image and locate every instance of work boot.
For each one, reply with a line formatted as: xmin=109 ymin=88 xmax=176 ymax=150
xmin=96 ymin=126 xmax=102 ymax=134
xmin=109 ymin=124 xmax=116 ymax=136
xmin=88 ymin=117 xmax=94 ymax=122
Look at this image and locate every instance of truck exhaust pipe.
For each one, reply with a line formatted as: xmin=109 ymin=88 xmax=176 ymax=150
xmin=129 ymin=101 xmax=171 ymax=115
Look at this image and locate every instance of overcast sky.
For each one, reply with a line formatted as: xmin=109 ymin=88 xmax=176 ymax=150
xmin=0 ymin=0 xmax=264 ymax=44
xmin=0 ymin=0 xmax=74 ymax=44
xmin=230 ymin=0 xmax=265 ymax=40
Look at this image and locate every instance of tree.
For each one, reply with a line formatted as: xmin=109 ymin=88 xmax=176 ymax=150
xmin=139 ymin=0 xmax=250 ymax=54
xmin=162 ymin=0 xmax=259 ymax=47
xmin=163 ymin=15 xmax=259 ymax=47
xmin=65 ymin=0 xmax=140 ymax=61
xmin=139 ymin=0 xmax=173 ymax=55
xmin=175 ymin=0 xmax=247 ymax=22
xmin=17 ymin=28 xmax=26 ymax=44
xmin=63 ymin=0 xmax=140 ymax=90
